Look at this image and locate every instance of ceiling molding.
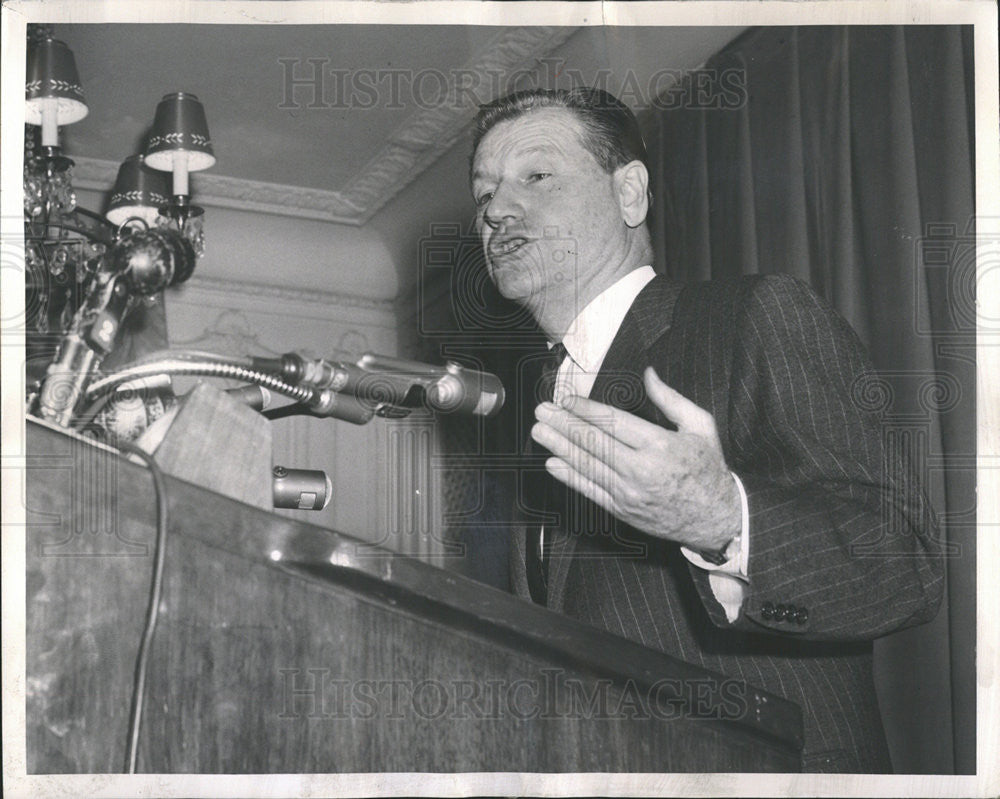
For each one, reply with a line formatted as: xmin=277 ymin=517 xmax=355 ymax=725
xmin=173 ymin=274 xmax=397 ymax=314
xmin=71 ymin=26 xmax=578 ymax=227
xmin=71 ymin=156 xmax=368 ymax=225
xmin=339 ymin=26 xmax=579 ymax=223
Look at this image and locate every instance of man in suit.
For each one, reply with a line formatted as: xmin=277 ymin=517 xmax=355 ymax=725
xmin=469 ymin=87 xmax=943 ymax=772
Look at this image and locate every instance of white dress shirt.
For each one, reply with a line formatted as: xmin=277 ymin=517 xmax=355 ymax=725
xmin=548 ymin=265 xmax=750 ymax=622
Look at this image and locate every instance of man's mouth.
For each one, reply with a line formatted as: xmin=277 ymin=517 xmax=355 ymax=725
xmin=488 ymin=236 xmax=529 ymax=259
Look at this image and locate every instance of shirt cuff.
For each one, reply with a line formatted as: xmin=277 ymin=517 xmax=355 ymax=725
xmin=681 ymin=472 xmax=750 ymax=579
xmin=681 ymin=472 xmax=750 ymax=624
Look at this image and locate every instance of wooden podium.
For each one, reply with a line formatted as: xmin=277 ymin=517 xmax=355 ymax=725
xmin=24 ymin=416 xmax=802 ymax=773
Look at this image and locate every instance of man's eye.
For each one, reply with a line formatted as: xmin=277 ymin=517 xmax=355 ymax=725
xmin=528 ymin=172 xmax=551 ymax=183
xmin=475 ymin=191 xmax=494 ymax=207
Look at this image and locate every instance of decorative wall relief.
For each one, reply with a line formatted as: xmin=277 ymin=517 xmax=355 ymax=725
xmin=162 ymin=269 xmax=444 ymax=558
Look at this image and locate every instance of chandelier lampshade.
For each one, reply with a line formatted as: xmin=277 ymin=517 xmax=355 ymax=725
xmin=25 ymin=38 xmax=88 ymax=147
xmin=144 ymin=92 xmax=215 ymax=199
xmin=106 ymin=155 xmax=171 ymax=227
xmin=144 ymin=92 xmax=215 ymax=182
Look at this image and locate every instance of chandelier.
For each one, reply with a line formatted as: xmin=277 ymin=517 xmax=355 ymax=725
xmin=24 ymin=27 xmax=215 ymax=429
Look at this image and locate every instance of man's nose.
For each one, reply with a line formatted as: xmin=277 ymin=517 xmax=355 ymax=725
xmin=482 ymin=183 xmax=522 ymax=230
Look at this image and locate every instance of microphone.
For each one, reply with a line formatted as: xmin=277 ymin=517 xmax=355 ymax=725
xmin=390 ymin=356 xmax=505 ymax=417
xmin=272 ymin=465 xmax=332 ymax=511
xmin=34 ymin=227 xmax=198 ymax=427
xmin=37 ymin=333 xmax=100 ymax=426
xmin=226 ymin=384 xmax=271 ymax=411
xmin=254 ymin=352 xmax=506 ymax=418
xmin=36 ymin=270 xmax=131 ymax=425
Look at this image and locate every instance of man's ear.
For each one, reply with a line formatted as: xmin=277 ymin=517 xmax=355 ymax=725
xmin=615 ymin=160 xmax=650 ymax=228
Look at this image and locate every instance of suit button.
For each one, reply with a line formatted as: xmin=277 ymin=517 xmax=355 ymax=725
xmin=761 ymin=602 xmax=775 ymax=620
xmin=795 ymin=608 xmax=809 ymax=625
xmin=774 ymin=604 xmax=789 ymax=621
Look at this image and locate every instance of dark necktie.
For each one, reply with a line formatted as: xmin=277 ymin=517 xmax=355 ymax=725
xmin=526 ymin=342 xmax=568 ymax=605
xmin=539 ymin=341 xmax=568 ymax=403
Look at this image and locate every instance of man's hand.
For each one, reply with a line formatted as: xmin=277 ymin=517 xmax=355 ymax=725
xmin=531 ymin=366 xmax=740 ymax=551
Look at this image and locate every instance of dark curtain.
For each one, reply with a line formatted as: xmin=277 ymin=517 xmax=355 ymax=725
xmin=643 ymin=26 xmax=975 ymax=774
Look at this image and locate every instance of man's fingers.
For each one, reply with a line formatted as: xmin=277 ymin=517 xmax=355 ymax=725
xmin=643 ymin=367 xmax=716 ymax=437
xmin=533 ymin=406 xmax=623 ymax=464
xmin=538 ymin=397 xmax=656 ymax=449
xmin=531 ymin=421 xmax=621 ymax=492
xmin=545 ymin=456 xmax=616 ymax=514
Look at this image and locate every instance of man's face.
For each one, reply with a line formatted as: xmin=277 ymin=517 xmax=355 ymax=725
xmin=470 ymin=108 xmax=629 ymax=310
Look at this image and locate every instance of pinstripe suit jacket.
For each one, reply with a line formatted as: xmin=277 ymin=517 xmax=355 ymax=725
xmin=510 ymin=274 xmax=943 ymax=772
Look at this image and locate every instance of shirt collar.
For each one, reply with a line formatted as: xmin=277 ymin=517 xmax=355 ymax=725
xmin=554 ymin=265 xmax=656 ymax=374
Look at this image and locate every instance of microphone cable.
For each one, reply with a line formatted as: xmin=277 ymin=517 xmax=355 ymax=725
xmin=114 ymin=439 xmax=169 ymax=774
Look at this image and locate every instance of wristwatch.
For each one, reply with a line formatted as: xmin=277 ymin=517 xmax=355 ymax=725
xmin=698 ymin=534 xmax=739 ymax=566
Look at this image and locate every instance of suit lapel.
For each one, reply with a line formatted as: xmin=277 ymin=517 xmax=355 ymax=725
xmin=589 ymin=276 xmax=683 ymax=412
xmin=545 ymin=276 xmax=684 ymax=611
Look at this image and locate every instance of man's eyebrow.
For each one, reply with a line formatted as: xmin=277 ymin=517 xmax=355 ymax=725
xmin=471 ymin=144 xmax=557 ymax=184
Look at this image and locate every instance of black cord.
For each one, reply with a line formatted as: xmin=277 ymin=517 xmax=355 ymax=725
xmin=72 ymin=392 xmax=114 ymax=432
xmin=264 ymin=403 xmax=314 ymax=420
xmin=115 ymin=439 xmax=170 ymax=774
